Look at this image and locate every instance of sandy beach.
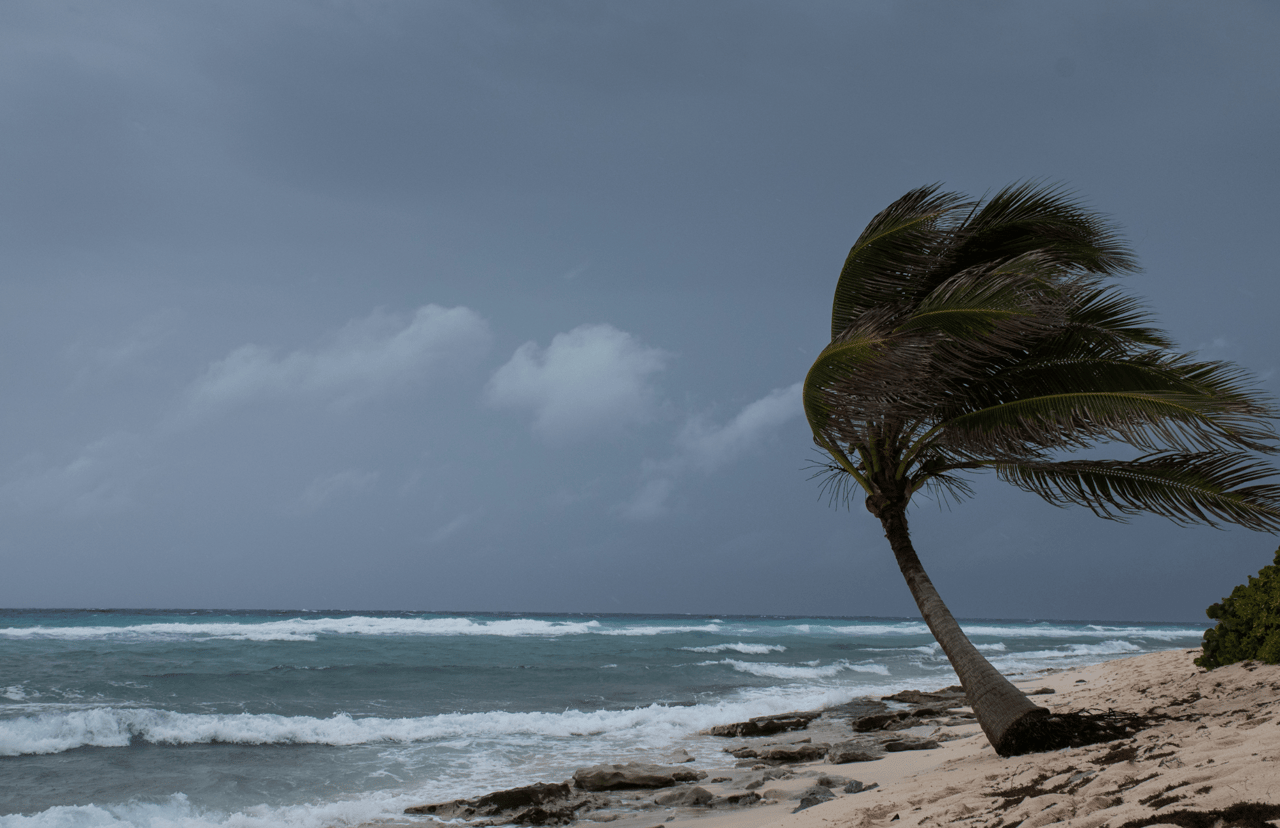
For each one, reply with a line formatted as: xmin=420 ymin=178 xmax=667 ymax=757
xmin=398 ymin=649 xmax=1280 ymax=828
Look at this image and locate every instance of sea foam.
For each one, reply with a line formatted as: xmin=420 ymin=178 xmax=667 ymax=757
xmin=0 ymin=616 xmax=607 ymax=643
xmin=0 ymin=678 xmax=891 ymax=758
xmin=705 ymin=658 xmax=890 ymax=679
xmin=0 ymin=792 xmax=411 ymax=828
xmin=678 ymin=643 xmax=786 ymax=654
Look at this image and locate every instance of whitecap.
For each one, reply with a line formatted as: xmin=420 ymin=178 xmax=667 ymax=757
xmin=0 ymin=616 xmax=607 ymax=643
xmin=703 ymin=659 xmax=889 ymax=679
xmin=0 ymin=791 xmax=414 ymax=828
xmin=598 ymin=624 xmax=723 ymax=636
xmin=678 ymin=643 xmax=786 ymax=655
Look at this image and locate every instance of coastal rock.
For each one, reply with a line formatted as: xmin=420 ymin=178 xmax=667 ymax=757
xmin=823 ymin=698 xmax=891 ymax=719
xmin=572 ymin=763 xmax=707 ymax=791
xmin=880 ymin=686 xmax=966 ymax=707
xmin=705 ymin=711 xmax=820 ymax=738
xmin=793 ymin=785 xmax=836 ymax=812
xmin=511 ymin=804 xmax=582 ymax=825
xmin=406 ymin=781 xmax=597 ymax=825
xmin=724 ymin=746 xmax=758 ymax=759
xmin=757 ymin=743 xmax=829 ymax=763
xmin=814 ymin=774 xmax=851 ymax=788
xmin=653 ymin=786 xmax=713 ymax=807
xmin=736 ymin=768 xmax=791 ymax=789
xmin=882 ymin=737 xmax=939 ymax=752
xmin=843 ymin=780 xmax=878 ymax=794
xmin=664 ymin=748 xmax=695 ymax=764
xmin=827 ymin=743 xmax=883 ymax=763
xmin=710 ymin=792 xmax=761 ymax=808
xmin=851 ymin=711 xmax=910 ymax=732
xmin=474 ymin=782 xmax=574 ymax=812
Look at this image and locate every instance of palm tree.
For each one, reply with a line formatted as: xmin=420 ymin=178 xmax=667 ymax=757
xmin=803 ymin=182 xmax=1280 ymax=756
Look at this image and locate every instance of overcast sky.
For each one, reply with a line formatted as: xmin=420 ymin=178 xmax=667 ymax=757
xmin=1 ymin=1 xmax=1277 ymax=621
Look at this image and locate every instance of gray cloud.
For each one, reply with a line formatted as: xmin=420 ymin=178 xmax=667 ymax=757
xmin=621 ymin=382 xmax=804 ymax=519
xmin=486 ymin=323 xmax=669 ymax=441
xmin=186 ymin=305 xmax=491 ymax=415
xmin=1 ymin=433 xmax=147 ymax=519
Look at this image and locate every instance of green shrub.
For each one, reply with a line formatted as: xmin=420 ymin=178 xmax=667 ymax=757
xmin=1195 ymin=547 xmax=1280 ymax=669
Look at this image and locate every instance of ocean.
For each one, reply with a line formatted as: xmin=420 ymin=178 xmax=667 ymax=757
xmin=0 ymin=609 xmax=1206 ymax=828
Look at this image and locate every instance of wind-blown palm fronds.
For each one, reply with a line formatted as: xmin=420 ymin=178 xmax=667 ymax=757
xmin=803 ymin=182 xmax=1280 ymax=756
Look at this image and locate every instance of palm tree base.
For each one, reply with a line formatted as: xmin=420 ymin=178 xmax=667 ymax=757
xmin=993 ymin=707 xmax=1160 ymax=757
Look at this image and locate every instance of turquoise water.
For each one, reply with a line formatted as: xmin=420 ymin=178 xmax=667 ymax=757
xmin=0 ymin=610 xmax=1205 ymax=827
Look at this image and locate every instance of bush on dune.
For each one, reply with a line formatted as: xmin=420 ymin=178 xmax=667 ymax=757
xmin=1196 ymin=547 xmax=1280 ymax=669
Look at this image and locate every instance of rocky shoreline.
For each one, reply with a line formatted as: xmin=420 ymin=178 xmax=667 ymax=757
xmin=389 ymin=651 xmax=1280 ymax=828
xmin=401 ymin=684 xmax=995 ymax=826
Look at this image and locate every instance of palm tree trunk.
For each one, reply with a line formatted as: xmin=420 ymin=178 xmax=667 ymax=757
xmin=877 ymin=505 xmax=1048 ymax=756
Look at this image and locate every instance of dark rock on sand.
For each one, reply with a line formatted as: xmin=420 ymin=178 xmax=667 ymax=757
xmin=793 ymin=785 xmax=836 ymax=813
xmin=512 ymin=804 xmax=583 ymax=825
xmin=573 ymin=763 xmax=708 ymax=791
xmin=852 ymin=711 xmax=911 ymax=732
xmin=474 ymin=782 xmax=575 ymax=812
xmin=705 ymin=711 xmax=821 ymax=738
xmin=827 ymin=742 xmax=883 ymax=763
xmin=406 ymin=781 xmax=600 ymax=825
xmin=822 ymin=698 xmax=891 ymax=719
xmin=653 ymin=786 xmax=714 ymax=807
xmin=710 ymin=792 xmax=761 ymax=808
xmin=736 ymin=768 xmax=792 ymax=790
xmin=882 ymin=737 xmax=940 ymax=752
xmin=757 ymin=743 xmax=829 ymax=763
xmin=880 ymin=686 xmax=966 ymax=707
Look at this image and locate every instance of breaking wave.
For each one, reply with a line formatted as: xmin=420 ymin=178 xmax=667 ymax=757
xmin=678 ymin=643 xmax=786 ymax=654
xmin=0 ymin=679 xmax=885 ymax=759
xmin=704 ymin=659 xmax=889 ymax=679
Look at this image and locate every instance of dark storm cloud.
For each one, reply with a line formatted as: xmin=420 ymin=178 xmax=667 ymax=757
xmin=0 ymin=1 xmax=1277 ymax=621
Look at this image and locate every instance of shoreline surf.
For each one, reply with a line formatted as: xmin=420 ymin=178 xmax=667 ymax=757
xmin=0 ymin=611 xmax=1209 ymax=826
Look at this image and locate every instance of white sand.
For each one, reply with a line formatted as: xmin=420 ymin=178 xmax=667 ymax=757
xmin=771 ymin=649 xmax=1280 ymax=828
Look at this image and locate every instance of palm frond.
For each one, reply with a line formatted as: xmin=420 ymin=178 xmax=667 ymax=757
xmin=950 ymin=350 xmax=1276 ymax=446
xmin=830 ymin=185 xmax=970 ymax=339
xmin=997 ymin=453 xmax=1280 ymax=531
xmin=805 ymin=452 xmax=866 ymax=509
xmin=952 ymin=181 xmax=1140 ymax=278
xmin=940 ymin=389 xmax=1269 ymax=456
xmin=1058 ymin=284 xmax=1172 ymax=349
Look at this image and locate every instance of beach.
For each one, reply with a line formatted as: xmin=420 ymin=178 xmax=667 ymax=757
xmin=397 ymin=649 xmax=1280 ymax=828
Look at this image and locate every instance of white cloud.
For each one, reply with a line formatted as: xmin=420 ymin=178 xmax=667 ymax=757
xmin=187 ymin=304 xmax=490 ymax=414
xmin=619 ymin=382 xmax=803 ymax=519
xmin=486 ymin=323 xmax=668 ymax=441
xmin=1 ymin=433 xmax=146 ymax=518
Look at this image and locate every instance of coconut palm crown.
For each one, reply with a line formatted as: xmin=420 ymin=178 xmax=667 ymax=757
xmin=804 ymin=182 xmax=1280 ymax=756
